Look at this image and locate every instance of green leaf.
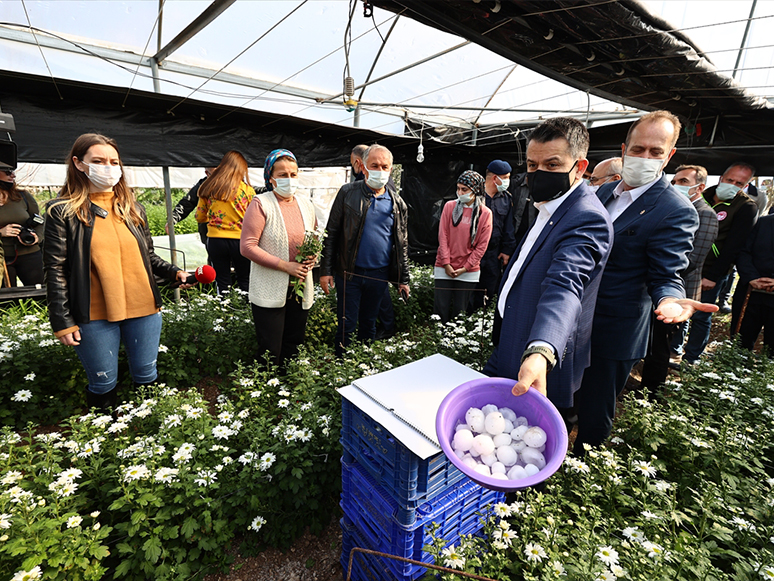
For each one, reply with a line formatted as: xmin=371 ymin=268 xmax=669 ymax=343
xmin=142 ymin=535 xmax=162 ymax=564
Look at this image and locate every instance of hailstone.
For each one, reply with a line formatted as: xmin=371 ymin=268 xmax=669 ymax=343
xmin=660 ymin=302 xmax=683 ymax=318
xmin=491 ymin=462 xmax=506 ymax=474
xmin=480 ymin=453 xmax=497 ymax=466
xmin=452 ymin=429 xmax=474 ymax=452
xmin=498 ymin=407 xmax=517 ymax=423
xmin=491 ymin=472 xmax=508 ymax=481
xmin=484 ymin=412 xmax=505 ymax=435
xmin=493 ymin=433 xmax=512 ymax=448
xmin=511 ymin=440 xmax=527 ymax=453
xmin=507 ymin=465 xmax=528 ymax=480
xmin=454 ymin=449 xmax=465 ymax=459
xmin=455 ymin=423 xmax=472 ymax=432
xmin=462 ymin=456 xmax=478 ymax=469
xmin=465 ymin=408 xmax=485 ymax=433
xmin=481 ymin=404 xmax=499 ymax=416
xmin=523 ymin=426 xmax=547 ymax=448
xmin=469 ymin=446 xmax=480 ymax=457
xmin=520 ymin=447 xmax=546 ymax=469
xmin=473 ymin=464 xmax=491 ymax=477
xmin=503 ymin=418 xmax=514 ymax=433
xmin=472 ymin=434 xmax=495 ymax=456
xmin=511 ymin=425 xmax=528 ymax=441
xmin=524 ymin=463 xmax=540 ymax=477
xmin=514 ymin=416 xmax=529 ymax=428
xmin=496 ymin=445 xmax=518 ymax=466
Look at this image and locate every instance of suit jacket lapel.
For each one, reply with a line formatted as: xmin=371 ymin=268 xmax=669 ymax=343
xmin=514 ymin=187 xmax=583 ymax=282
xmin=612 ymin=177 xmax=667 ymax=232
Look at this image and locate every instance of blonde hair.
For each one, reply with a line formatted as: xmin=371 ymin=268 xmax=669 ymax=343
xmin=54 ymin=133 xmax=143 ymax=227
xmin=198 ymin=151 xmax=250 ymax=201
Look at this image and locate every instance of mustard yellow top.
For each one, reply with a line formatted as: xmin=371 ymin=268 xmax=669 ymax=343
xmin=195 ymin=181 xmax=255 ymax=239
xmin=89 ymin=191 xmax=157 ymax=322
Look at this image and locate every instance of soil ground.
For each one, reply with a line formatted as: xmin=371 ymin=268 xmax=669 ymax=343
xmin=204 ymin=312 xmax=743 ymax=581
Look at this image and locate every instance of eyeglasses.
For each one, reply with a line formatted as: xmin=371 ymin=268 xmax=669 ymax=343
xmin=589 ymin=174 xmax=615 ymax=185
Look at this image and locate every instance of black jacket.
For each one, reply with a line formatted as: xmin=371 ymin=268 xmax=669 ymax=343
xmin=43 ymin=200 xmax=180 ymax=333
xmin=701 ymin=186 xmax=758 ymax=282
xmin=320 ymin=180 xmax=410 ymax=286
xmin=172 ymin=177 xmax=209 ymax=243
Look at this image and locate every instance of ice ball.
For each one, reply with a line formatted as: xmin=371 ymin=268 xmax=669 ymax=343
xmin=521 ymin=447 xmax=546 ymax=469
xmin=498 ymin=407 xmax=517 ymax=423
xmin=481 ymin=404 xmax=499 ymax=416
xmin=454 ymin=449 xmax=465 ymax=459
xmin=524 ymin=463 xmax=540 ymax=477
xmin=496 ymin=445 xmax=518 ymax=466
xmin=493 ymin=433 xmax=512 ymax=448
xmin=660 ymin=302 xmax=683 ymax=318
xmin=462 ymin=456 xmax=478 ymax=469
xmin=507 ymin=465 xmax=528 ymax=480
xmin=503 ymin=418 xmax=514 ymax=433
xmin=473 ymin=464 xmax=491 ymax=477
xmin=511 ymin=440 xmax=527 ymax=453
xmin=491 ymin=472 xmax=508 ymax=481
xmin=485 ymin=412 xmax=505 ymax=435
xmin=491 ymin=462 xmax=506 ymax=474
xmin=514 ymin=416 xmax=529 ymax=428
xmin=465 ymin=408 xmax=485 ymax=433
xmin=472 ymin=434 xmax=495 ymax=457
xmin=481 ymin=453 xmax=497 ymax=467
xmin=511 ymin=425 xmax=528 ymax=441
xmin=469 ymin=445 xmax=480 ymax=457
xmin=453 ymin=429 xmax=474 ymax=452
xmin=523 ymin=426 xmax=547 ymax=448
xmin=455 ymin=423 xmax=472 ymax=432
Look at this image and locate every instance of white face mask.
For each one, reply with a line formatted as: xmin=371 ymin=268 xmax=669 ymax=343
xmin=495 ymin=178 xmax=510 ymax=193
xmin=715 ymin=182 xmax=740 ymax=201
xmin=672 ymin=184 xmax=698 ymax=198
xmin=621 ymin=155 xmax=665 ymax=188
xmin=272 ymin=177 xmax=299 ymax=198
xmin=85 ymin=163 xmax=122 ymax=190
xmin=365 ymin=169 xmax=390 ymax=190
xmin=457 ymin=192 xmax=474 ymax=204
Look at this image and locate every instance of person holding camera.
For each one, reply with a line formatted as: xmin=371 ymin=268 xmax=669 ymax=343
xmin=0 ymin=168 xmax=44 ymax=287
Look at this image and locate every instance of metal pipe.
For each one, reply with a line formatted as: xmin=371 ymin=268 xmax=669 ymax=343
xmin=154 ymin=0 xmax=237 ymax=63
xmin=357 ymin=16 xmax=400 ymax=102
xmin=733 ymin=0 xmax=758 ymax=79
xmin=161 ymin=166 xmax=180 ymax=302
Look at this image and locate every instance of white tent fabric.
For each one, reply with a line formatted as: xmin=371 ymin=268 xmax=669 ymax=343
xmin=1 ymin=0 xmax=771 ymax=138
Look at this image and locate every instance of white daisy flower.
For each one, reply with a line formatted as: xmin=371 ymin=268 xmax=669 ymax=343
xmin=249 ymin=515 xmax=266 ymax=532
xmin=66 ymin=515 xmax=83 ymax=528
xmin=524 ymin=542 xmax=547 ymax=563
xmin=441 ymin=544 xmax=465 ymax=569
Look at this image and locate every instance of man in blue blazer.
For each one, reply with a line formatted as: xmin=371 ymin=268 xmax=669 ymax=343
xmin=484 ymin=118 xmax=613 ymax=415
xmin=573 ymin=110 xmax=718 ymax=454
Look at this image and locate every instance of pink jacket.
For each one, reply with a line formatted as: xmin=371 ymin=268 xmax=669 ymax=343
xmin=435 ymin=200 xmax=493 ymax=272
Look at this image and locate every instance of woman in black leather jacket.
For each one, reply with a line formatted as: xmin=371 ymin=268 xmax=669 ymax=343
xmin=43 ymin=133 xmax=191 ymax=411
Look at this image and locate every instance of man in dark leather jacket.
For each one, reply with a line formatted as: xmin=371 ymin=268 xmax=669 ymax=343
xmin=320 ymin=144 xmax=410 ymax=356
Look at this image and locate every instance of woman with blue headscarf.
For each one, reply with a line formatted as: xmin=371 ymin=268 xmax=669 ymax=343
xmin=240 ymin=149 xmax=318 ymax=368
xmin=434 ymin=170 xmax=493 ymax=324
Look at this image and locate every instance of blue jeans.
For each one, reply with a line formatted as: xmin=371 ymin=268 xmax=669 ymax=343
xmin=334 ymin=267 xmax=389 ymax=356
xmin=683 ymin=273 xmax=729 ymax=362
xmin=74 ymin=313 xmax=162 ymax=394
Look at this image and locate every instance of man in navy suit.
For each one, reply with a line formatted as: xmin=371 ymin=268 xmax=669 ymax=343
xmin=573 ymin=110 xmax=718 ymax=454
xmin=484 ymin=118 xmax=613 ymax=415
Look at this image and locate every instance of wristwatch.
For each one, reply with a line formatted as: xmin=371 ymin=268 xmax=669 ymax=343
xmin=521 ymin=345 xmax=556 ymax=372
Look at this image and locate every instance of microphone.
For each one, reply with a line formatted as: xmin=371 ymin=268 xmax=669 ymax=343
xmin=183 ymin=265 xmax=216 ymax=285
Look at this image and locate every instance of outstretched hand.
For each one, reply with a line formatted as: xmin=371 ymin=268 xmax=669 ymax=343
xmin=512 ymin=353 xmax=548 ymax=397
xmin=655 ymin=297 xmax=719 ymax=324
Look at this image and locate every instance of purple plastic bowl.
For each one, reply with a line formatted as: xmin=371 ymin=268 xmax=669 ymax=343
xmin=435 ymin=377 xmax=569 ymax=492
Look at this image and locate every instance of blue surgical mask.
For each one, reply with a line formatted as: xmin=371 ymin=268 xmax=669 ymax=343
xmin=495 ymin=178 xmax=510 ymax=193
xmin=672 ymin=184 xmax=697 ymax=197
xmin=716 ymin=182 xmax=740 ymax=201
xmin=272 ymin=177 xmax=299 ymax=198
xmin=457 ymin=193 xmax=474 ymax=204
xmin=365 ymin=170 xmax=390 ymax=190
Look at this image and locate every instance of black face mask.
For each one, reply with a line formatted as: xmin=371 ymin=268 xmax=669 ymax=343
xmin=0 ymin=181 xmax=12 ymax=191
xmin=527 ymin=160 xmax=578 ymax=203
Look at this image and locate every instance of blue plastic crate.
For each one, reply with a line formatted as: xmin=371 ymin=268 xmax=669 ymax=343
xmin=341 ymin=516 xmax=421 ymax=581
xmin=340 ymin=398 xmax=466 ymax=514
xmin=341 ymin=460 xmax=504 ymax=579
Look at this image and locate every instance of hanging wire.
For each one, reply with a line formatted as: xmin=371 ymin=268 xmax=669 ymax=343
xmin=166 ymin=0 xmax=309 ymax=114
xmin=19 ymin=0 xmax=61 ymax=99
xmin=122 ymin=0 xmax=165 ymax=107
xmin=343 ymin=0 xmax=357 ymax=89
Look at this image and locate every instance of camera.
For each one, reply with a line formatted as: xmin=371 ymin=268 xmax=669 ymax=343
xmin=18 ymin=214 xmax=44 ymax=246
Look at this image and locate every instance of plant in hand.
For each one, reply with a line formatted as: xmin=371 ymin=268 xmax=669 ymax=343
xmin=291 ymin=227 xmax=326 ymax=301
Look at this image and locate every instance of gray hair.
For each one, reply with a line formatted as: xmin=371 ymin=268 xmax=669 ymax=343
xmin=362 ymin=144 xmax=393 ymax=167
xmin=601 ymin=157 xmax=623 ymax=176
xmin=723 ymin=162 xmax=756 ymax=180
xmin=351 ymin=144 xmax=368 ymax=160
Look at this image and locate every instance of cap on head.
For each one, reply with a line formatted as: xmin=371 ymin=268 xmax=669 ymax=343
xmin=487 ymin=160 xmax=512 ymax=175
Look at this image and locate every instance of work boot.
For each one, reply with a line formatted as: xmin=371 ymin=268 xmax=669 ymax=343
xmin=86 ymin=388 xmax=118 ymax=413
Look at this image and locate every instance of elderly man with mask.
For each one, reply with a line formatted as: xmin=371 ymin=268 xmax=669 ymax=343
xmin=321 ymin=144 xmax=410 ymax=356
xmin=588 ymin=157 xmax=622 ymax=192
xmin=573 ymin=110 xmax=717 ymax=454
xmin=680 ymin=162 xmax=758 ymax=364
xmin=484 ymin=118 xmax=613 ymax=421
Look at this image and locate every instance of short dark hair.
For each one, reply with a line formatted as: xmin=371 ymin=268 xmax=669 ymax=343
xmin=351 ymin=144 xmax=368 ymax=159
xmin=724 ymin=162 xmax=756 ymax=179
xmin=625 ymin=110 xmax=682 ymax=150
xmin=675 ymin=164 xmax=707 ymax=185
xmin=527 ymin=117 xmax=589 ymax=159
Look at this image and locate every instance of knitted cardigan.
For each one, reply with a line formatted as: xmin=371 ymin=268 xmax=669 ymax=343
xmin=248 ymin=192 xmax=316 ymax=309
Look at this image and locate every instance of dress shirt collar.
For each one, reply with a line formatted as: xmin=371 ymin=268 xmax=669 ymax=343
xmin=613 ymin=172 xmax=663 ymax=202
xmin=534 ymin=179 xmax=581 ymax=216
